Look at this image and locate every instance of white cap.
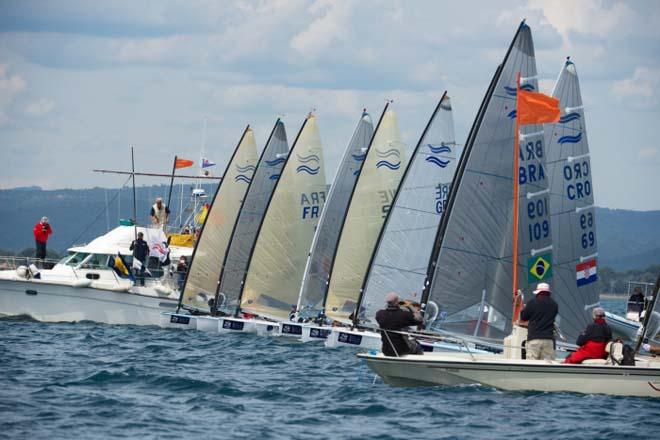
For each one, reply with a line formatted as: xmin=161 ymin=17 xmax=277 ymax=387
xmin=592 ymin=307 xmax=605 ymax=318
xmin=41 ymin=216 xmax=48 ymax=223
xmin=533 ymin=282 xmax=551 ymax=294
xmin=155 ymin=197 xmax=163 ymax=202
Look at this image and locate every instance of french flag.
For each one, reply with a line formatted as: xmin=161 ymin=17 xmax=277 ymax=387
xmin=576 ymin=259 xmax=598 ymax=287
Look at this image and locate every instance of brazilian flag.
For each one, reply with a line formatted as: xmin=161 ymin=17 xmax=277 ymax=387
xmin=528 ymin=253 xmax=552 ymax=283
xmin=108 ymin=253 xmax=135 ymax=281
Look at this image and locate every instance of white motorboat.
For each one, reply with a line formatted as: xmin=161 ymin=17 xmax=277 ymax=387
xmin=0 ymin=225 xmax=192 ymax=326
xmin=605 ymin=310 xmax=640 ymax=342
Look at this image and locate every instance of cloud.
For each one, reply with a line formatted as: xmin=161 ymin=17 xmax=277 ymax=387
xmin=611 ymin=66 xmax=660 ymax=109
xmin=25 ymin=98 xmax=55 ymax=116
xmin=638 ymin=147 xmax=658 ymax=160
xmin=0 ymin=64 xmax=27 ymax=126
xmin=290 ymin=0 xmax=353 ymax=60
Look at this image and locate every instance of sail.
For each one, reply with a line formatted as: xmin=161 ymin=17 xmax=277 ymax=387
xmin=179 ymin=126 xmax=258 ymax=312
xmin=216 ymin=120 xmax=289 ymax=314
xmin=359 ymin=93 xmax=459 ymax=326
xmin=324 ymin=105 xmax=408 ymax=323
xmin=425 ymin=22 xmax=553 ymax=338
xmin=296 ymin=111 xmax=374 ymax=317
xmin=544 ymin=59 xmax=599 ymax=341
xmin=240 ymin=115 xmax=327 ymax=320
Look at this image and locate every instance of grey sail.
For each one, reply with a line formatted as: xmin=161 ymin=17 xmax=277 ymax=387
xmin=544 ymin=59 xmax=599 ymax=342
xmin=424 ymin=22 xmax=553 ymax=339
xmin=359 ymin=93 xmax=459 ymax=327
xmin=179 ymin=126 xmax=258 ymax=313
xmin=215 ymin=120 xmax=289 ymax=315
xmin=296 ymin=111 xmax=374 ymax=317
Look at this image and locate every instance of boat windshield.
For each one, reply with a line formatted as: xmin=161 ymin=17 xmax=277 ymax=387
xmin=80 ymin=254 xmax=111 ymax=269
xmin=58 ymin=252 xmax=89 ymax=267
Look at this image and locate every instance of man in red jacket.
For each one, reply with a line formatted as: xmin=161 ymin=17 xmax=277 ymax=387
xmin=564 ymin=307 xmax=612 ymax=364
xmin=33 ymin=216 xmax=52 ymax=261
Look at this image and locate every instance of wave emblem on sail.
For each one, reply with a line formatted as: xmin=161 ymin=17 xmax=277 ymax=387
xmin=296 ymin=153 xmax=321 ymax=175
xmin=557 ymin=133 xmax=582 ymax=144
xmin=559 ymin=112 xmax=581 ymax=123
xmin=425 ymin=142 xmax=453 ymax=168
xmin=375 ymin=148 xmax=401 ymax=170
xmin=504 ymin=83 xmax=535 ymax=96
xmin=234 ymin=163 xmax=256 ymax=184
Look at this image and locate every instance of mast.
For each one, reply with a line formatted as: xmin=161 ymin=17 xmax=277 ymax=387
xmin=131 ymin=147 xmax=138 ymax=241
xmin=511 ymin=72 xmax=522 ymax=324
xmin=166 ymin=155 xmax=178 ymax=211
xmin=354 ymin=93 xmax=448 ymax=326
xmin=320 ymin=104 xmax=389 ymax=318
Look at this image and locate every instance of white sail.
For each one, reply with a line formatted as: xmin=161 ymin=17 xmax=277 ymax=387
xmin=545 ymin=59 xmax=599 ymax=341
xmin=179 ymin=126 xmax=258 ymax=312
xmin=296 ymin=111 xmax=374 ymax=317
xmin=324 ymin=105 xmax=407 ymax=323
xmin=240 ymin=115 xmax=327 ymax=320
xmin=359 ymin=93 xmax=459 ymax=326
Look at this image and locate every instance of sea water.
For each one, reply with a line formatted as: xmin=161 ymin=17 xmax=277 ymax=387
xmin=1 ymin=300 xmax=658 ymax=440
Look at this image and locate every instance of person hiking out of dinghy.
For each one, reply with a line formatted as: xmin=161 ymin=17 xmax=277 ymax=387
xmin=520 ymin=282 xmax=558 ymax=360
xmin=563 ymin=307 xmax=612 ymax=364
xmin=376 ymin=292 xmax=423 ymax=357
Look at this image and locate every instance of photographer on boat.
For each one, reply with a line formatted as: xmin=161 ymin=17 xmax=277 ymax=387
xmin=376 ymin=292 xmax=424 ymax=357
xmin=563 ymin=307 xmax=612 ymax=364
xmin=519 ymin=282 xmax=558 ymax=360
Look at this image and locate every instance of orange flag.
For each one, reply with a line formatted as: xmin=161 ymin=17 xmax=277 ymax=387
xmin=517 ymin=90 xmax=560 ymax=125
xmin=175 ymin=158 xmax=194 ymax=169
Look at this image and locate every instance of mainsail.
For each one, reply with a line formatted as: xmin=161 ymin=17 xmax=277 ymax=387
xmin=424 ymin=22 xmax=553 ymax=338
xmin=544 ymin=58 xmax=599 ymax=341
xmin=179 ymin=126 xmax=258 ymax=312
xmin=240 ymin=115 xmax=327 ymax=320
xmin=296 ymin=111 xmax=374 ymax=317
xmin=324 ymin=104 xmax=408 ymax=323
xmin=358 ymin=93 xmax=459 ymax=326
xmin=215 ymin=120 xmax=289 ymax=315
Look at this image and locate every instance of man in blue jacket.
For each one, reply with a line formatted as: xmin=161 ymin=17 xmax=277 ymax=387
xmin=520 ymin=282 xmax=558 ymax=360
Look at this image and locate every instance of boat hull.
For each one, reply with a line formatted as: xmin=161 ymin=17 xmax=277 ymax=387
xmin=358 ymin=352 xmax=660 ymax=397
xmin=604 ymin=311 xmax=640 ymax=342
xmin=325 ymin=327 xmax=382 ymax=349
xmin=0 ymin=278 xmax=178 ymax=326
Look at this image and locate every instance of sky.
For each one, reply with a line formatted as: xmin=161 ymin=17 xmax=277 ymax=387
xmin=0 ymin=0 xmax=659 ymax=210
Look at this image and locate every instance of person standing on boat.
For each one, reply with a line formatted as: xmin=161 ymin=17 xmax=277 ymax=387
xmin=563 ymin=307 xmax=612 ymax=364
xmin=176 ymin=256 xmax=188 ymax=291
xmin=628 ymin=287 xmax=646 ymax=318
xmin=376 ymin=292 xmax=424 ymax=357
xmin=33 ymin=216 xmax=52 ymax=264
xmin=130 ymin=232 xmax=149 ymax=286
xmin=150 ymin=197 xmax=170 ymax=228
xmin=520 ymin=282 xmax=558 ymax=360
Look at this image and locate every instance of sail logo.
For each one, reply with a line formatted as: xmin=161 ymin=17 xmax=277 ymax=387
xmin=558 ymin=133 xmax=582 ymax=144
xmin=559 ymin=112 xmax=581 ymax=124
xmin=269 ymin=174 xmax=280 ymax=180
xmin=527 ymin=253 xmax=552 ymax=283
xmin=426 ymin=143 xmax=452 ymax=168
xmin=296 ymin=154 xmax=320 ymax=175
xmin=576 ymin=259 xmax=597 ymax=286
xmin=375 ymin=148 xmax=401 ymax=170
xmin=507 ymin=110 xmax=517 ymax=119
xmin=504 ymin=83 xmax=534 ymax=96
xmin=265 ymin=157 xmax=287 ymax=166
xmin=234 ymin=163 xmax=255 ymax=184
xmin=351 ymin=151 xmax=366 ymax=176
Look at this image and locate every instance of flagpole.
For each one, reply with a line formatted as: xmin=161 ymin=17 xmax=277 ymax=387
xmin=167 ymin=155 xmax=178 ymax=212
xmin=512 ymin=72 xmax=522 ymax=324
xmin=131 ymin=147 xmax=138 ymax=241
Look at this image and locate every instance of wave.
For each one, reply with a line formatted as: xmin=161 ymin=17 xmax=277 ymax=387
xmin=425 ymin=156 xmax=450 ymax=168
xmin=558 ymin=132 xmax=582 ymax=144
xmin=265 ymin=157 xmax=286 ymax=166
xmin=269 ymin=174 xmax=280 ymax=180
xmin=375 ymin=148 xmax=400 ymax=159
xmin=559 ymin=112 xmax=581 ymax=124
xmin=376 ymin=160 xmax=401 ymax=170
xmin=235 ymin=164 xmax=256 ymax=173
xmin=428 ymin=143 xmax=452 ymax=154
xmin=296 ymin=165 xmax=320 ymax=175
xmin=351 ymin=152 xmax=367 ymax=161
xmin=504 ymin=83 xmax=534 ymax=96
xmin=234 ymin=175 xmax=252 ymax=184
xmin=296 ymin=154 xmax=320 ymax=164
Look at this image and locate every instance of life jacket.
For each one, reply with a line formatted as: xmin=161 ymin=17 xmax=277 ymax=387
xmin=152 ymin=203 xmax=168 ymax=225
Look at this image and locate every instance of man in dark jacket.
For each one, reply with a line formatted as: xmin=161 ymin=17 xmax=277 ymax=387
xmin=375 ymin=292 xmax=423 ymax=357
xmin=129 ymin=232 xmax=149 ymax=286
xmin=520 ymin=282 xmax=558 ymax=360
xmin=564 ymin=307 xmax=612 ymax=364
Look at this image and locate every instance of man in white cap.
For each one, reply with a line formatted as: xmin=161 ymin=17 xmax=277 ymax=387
xmin=519 ymin=282 xmax=558 ymax=360
xmin=150 ymin=197 xmax=170 ymax=227
xmin=375 ymin=292 xmax=424 ymax=357
xmin=33 ymin=216 xmax=53 ymax=263
xmin=563 ymin=307 xmax=612 ymax=364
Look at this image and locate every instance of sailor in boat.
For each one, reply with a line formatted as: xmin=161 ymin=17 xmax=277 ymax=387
xmin=33 ymin=216 xmax=53 ymax=266
xmin=628 ymin=287 xmax=646 ymax=319
xmin=563 ymin=307 xmax=612 ymax=364
xmin=176 ymin=256 xmax=188 ymax=291
xmin=129 ymin=232 xmax=149 ymax=286
xmin=519 ymin=282 xmax=559 ymax=360
xmin=375 ymin=292 xmax=424 ymax=357
xmin=150 ymin=197 xmax=170 ymax=227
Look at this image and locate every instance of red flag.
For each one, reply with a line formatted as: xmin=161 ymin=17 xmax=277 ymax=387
xmin=175 ymin=158 xmax=194 ymax=169
xmin=518 ymin=90 xmax=560 ymax=124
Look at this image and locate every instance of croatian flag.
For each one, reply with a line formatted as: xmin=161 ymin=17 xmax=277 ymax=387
xmin=202 ymin=158 xmax=216 ymax=168
xmin=576 ymin=259 xmax=598 ymax=287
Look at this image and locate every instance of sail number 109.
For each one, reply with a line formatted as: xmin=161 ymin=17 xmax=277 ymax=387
xmin=527 ymin=198 xmax=549 ymax=242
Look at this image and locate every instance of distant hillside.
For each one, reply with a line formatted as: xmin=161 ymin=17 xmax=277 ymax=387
xmin=0 ymin=187 xmax=658 ymax=273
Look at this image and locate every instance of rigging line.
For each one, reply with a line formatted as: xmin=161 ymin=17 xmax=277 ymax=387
xmin=64 ymin=175 xmax=132 ymax=250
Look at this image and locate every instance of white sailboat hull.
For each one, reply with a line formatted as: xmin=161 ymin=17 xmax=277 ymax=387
xmin=604 ymin=311 xmax=640 ymax=342
xmin=0 ymin=278 xmax=178 ymax=326
xmin=325 ymin=327 xmax=382 ymax=349
xmin=358 ymin=352 xmax=660 ymax=397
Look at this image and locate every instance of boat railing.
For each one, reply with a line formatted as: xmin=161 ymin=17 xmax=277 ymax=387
xmin=0 ymin=255 xmax=61 ymax=271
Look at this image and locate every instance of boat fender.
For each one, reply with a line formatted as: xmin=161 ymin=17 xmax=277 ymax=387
xmin=154 ymin=285 xmax=173 ymax=297
xmin=72 ymin=279 xmax=93 ymax=288
xmin=16 ymin=266 xmax=29 ymax=279
xmin=28 ymin=264 xmax=41 ymax=279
